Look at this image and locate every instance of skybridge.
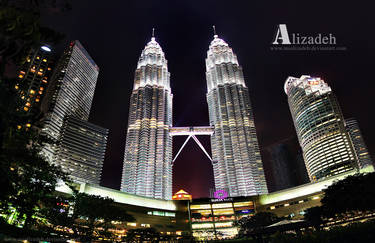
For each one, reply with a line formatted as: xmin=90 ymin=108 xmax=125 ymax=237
xmin=170 ymin=126 xmax=214 ymax=163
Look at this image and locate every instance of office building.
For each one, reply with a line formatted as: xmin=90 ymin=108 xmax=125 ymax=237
xmin=345 ymin=118 xmax=373 ymax=168
xmin=284 ymin=75 xmax=359 ymax=181
xmin=205 ymin=34 xmax=267 ymax=196
xmin=41 ymin=40 xmax=102 ymax=181
xmin=15 ymin=45 xmax=54 ymax=113
xmin=121 ymin=36 xmax=173 ymax=200
xmin=56 ymin=117 xmax=108 ymax=184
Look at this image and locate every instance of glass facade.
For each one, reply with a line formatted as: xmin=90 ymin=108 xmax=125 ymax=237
xmin=190 ymin=199 xmax=255 ymax=240
xmin=41 ymin=40 xmax=101 ymax=177
xmin=56 ymin=117 xmax=108 ymax=184
xmin=121 ymin=37 xmax=173 ymax=200
xmin=284 ymin=75 xmax=359 ymax=181
xmin=345 ymin=118 xmax=373 ymax=169
xmin=206 ymin=35 xmax=267 ymax=196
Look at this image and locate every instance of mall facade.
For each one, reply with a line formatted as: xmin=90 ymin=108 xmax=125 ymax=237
xmin=56 ymin=166 xmax=373 ymax=240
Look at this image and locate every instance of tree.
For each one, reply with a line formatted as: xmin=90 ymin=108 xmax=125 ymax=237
xmin=125 ymin=228 xmax=161 ymax=242
xmin=0 ymin=0 xmax=72 ymax=232
xmin=303 ymin=173 xmax=375 ymax=231
xmin=101 ymin=203 xmax=135 ymax=237
xmin=305 ymin=206 xmax=323 ymax=231
xmin=321 ymin=172 xmax=375 ymax=217
xmin=39 ymin=192 xmax=135 ymax=241
xmin=236 ymin=212 xmax=281 ymax=241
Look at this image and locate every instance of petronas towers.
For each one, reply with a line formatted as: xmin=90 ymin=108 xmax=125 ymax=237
xmin=121 ymin=37 xmax=173 ymax=199
xmin=206 ymin=35 xmax=267 ymax=197
xmin=121 ymin=32 xmax=267 ymax=199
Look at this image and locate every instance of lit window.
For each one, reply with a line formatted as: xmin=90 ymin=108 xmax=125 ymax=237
xmin=47 ymin=67 xmax=51 ymax=71
xmin=127 ymin=222 xmax=136 ymax=227
xmin=15 ymin=85 xmax=19 ymax=90
xmin=270 ymin=206 xmax=275 ymax=210
xmin=35 ymin=99 xmax=40 ymax=102
xmin=38 ymin=91 xmax=43 ymax=94
xmin=190 ymin=204 xmax=211 ymax=210
xmin=25 ymin=102 xmax=31 ymax=107
xmin=37 ymin=71 xmax=43 ymax=76
xmin=284 ymin=203 xmax=290 ymax=207
xmin=234 ymin=202 xmax=253 ymax=207
xmin=212 ymin=203 xmax=233 ymax=209
xmin=17 ymin=125 xmax=22 ymax=129
xmin=192 ymin=223 xmax=214 ymax=229
xmin=30 ymin=90 xmax=35 ymax=94
xmin=26 ymin=123 xmax=31 ymax=127
xmin=42 ymin=59 xmax=47 ymax=62
xmin=18 ymin=74 xmax=24 ymax=78
xmin=40 ymin=87 xmax=44 ymax=91
xmin=23 ymin=107 xmax=29 ymax=111
xmin=36 ymin=56 xmax=40 ymax=59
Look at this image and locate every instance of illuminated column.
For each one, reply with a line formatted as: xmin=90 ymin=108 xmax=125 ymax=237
xmin=284 ymin=76 xmax=359 ymax=181
xmin=206 ymin=34 xmax=268 ymax=197
xmin=121 ymin=36 xmax=173 ymax=200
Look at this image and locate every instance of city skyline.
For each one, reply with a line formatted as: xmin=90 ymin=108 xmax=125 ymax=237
xmin=40 ymin=1 xmax=375 ymax=198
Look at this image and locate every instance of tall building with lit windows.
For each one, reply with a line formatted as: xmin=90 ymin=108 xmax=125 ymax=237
xmin=57 ymin=117 xmax=108 ymax=184
xmin=41 ymin=40 xmax=100 ymax=166
xmin=284 ymin=75 xmax=359 ymax=181
xmin=345 ymin=118 xmax=373 ymax=169
xmin=205 ymin=34 xmax=268 ymax=197
xmin=15 ymin=45 xmax=54 ymax=113
xmin=121 ymin=36 xmax=173 ymax=200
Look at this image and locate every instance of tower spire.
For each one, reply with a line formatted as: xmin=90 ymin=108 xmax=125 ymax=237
xmin=152 ymin=28 xmax=155 ymax=38
xmin=213 ymin=25 xmax=217 ymax=37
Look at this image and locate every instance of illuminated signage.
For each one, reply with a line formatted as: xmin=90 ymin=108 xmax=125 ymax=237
xmin=213 ymin=189 xmax=228 ymax=199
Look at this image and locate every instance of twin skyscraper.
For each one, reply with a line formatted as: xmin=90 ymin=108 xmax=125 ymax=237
xmin=120 ymin=32 xmax=268 ymax=200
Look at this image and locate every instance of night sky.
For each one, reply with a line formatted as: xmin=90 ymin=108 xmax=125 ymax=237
xmin=41 ymin=1 xmax=375 ymax=198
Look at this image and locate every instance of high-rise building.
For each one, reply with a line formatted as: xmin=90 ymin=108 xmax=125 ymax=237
xmin=56 ymin=117 xmax=108 ymax=184
xmin=265 ymin=137 xmax=309 ymax=192
xmin=41 ymin=40 xmax=100 ymax=164
xmin=15 ymin=45 xmax=54 ymax=113
xmin=284 ymin=75 xmax=359 ymax=181
xmin=205 ymin=34 xmax=267 ymax=196
xmin=345 ymin=118 xmax=373 ymax=169
xmin=121 ymin=36 xmax=173 ymax=200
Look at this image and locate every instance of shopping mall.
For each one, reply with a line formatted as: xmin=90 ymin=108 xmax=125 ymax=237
xmin=56 ymin=167 xmax=373 ymax=240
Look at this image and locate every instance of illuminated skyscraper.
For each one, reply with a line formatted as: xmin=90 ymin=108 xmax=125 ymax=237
xmin=41 ymin=40 xmax=101 ymax=173
xmin=345 ymin=118 xmax=373 ymax=169
xmin=121 ymin=36 xmax=173 ymax=200
xmin=57 ymin=117 xmax=108 ymax=184
xmin=284 ymin=75 xmax=359 ymax=181
xmin=205 ymin=34 xmax=268 ymax=196
xmin=15 ymin=45 xmax=54 ymax=113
